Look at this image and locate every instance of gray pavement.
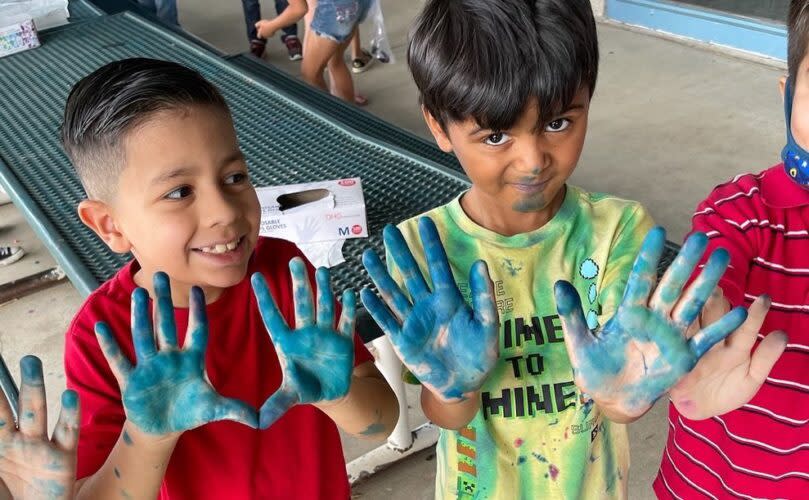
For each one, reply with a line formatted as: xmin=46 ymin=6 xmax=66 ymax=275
xmin=0 ymin=1 xmax=788 ymax=498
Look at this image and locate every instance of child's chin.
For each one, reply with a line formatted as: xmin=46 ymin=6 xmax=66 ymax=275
xmin=201 ymin=267 xmax=250 ymax=290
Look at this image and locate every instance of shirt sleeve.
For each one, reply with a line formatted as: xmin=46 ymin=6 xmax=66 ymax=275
xmin=686 ymin=195 xmax=754 ymax=307
xmin=64 ymin=311 xmax=126 ymax=480
xmin=598 ymin=203 xmax=656 ymax=322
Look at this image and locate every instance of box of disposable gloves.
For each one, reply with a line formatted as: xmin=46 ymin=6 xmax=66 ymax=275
xmin=256 ymin=178 xmax=368 ymax=267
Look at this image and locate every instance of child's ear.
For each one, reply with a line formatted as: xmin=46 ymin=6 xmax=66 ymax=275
xmin=421 ymin=106 xmax=454 ymax=153
xmin=780 ymin=75 xmax=787 ymax=101
xmin=77 ymin=200 xmax=132 ymax=254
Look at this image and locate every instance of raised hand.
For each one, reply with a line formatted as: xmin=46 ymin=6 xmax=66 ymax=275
xmin=0 ymin=356 xmax=79 ymax=499
xmin=95 ymin=273 xmax=257 ymax=435
xmin=554 ymin=227 xmax=749 ymax=418
xmin=670 ymin=294 xmax=787 ymax=420
xmin=252 ymin=258 xmax=356 ymax=429
xmin=361 ymin=217 xmax=499 ymax=403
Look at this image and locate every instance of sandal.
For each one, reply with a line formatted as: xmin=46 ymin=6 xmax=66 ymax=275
xmin=351 ymin=49 xmax=374 ymax=74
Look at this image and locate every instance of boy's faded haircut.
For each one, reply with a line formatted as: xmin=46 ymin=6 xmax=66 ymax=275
xmin=789 ymin=0 xmax=809 ymax=88
xmin=61 ymin=58 xmax=229 ymax=201
xmin=408 ymin=0 xmax=598 ymax=131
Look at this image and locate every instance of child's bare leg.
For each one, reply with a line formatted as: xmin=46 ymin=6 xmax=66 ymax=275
xmin=302 ymin=0 xmax=317 ymax=58
xmin=350 ymin=30 xmax=362 ymax=59
xmin=327 ymin=32 xmax=356 ymax=102
xmin=300 ymin=31 xmax=340 ymax=93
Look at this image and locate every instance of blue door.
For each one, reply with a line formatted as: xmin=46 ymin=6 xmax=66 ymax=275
xmin=607 ymin=0 xmax=787 ymax=60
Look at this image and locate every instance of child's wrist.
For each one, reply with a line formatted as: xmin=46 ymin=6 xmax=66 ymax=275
xmin=313 ymin=378 xmax=355 ymax=411
xmin=123 ymin=421 xmax=182 ymax=449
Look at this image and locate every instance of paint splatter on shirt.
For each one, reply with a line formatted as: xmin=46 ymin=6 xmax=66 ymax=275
xmin=393 ymin=185 xmax=654 ymax=499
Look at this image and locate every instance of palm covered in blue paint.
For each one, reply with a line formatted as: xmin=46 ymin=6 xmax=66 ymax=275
xmin=554 ymin=227 xmax=750 ymax=418
xmin=362 ymin=217 xmax=499 ymax=403
xmin=252 ymin=258 xmax=356 ymax=429
xmin=95 ymin=273 xmax=258 ymax=435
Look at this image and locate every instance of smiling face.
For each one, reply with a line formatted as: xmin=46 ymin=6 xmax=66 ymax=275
xmin=89 ymin=105 xmax=261 ymax=303
xmin=424 ymin=88 xmax=591 ymax=235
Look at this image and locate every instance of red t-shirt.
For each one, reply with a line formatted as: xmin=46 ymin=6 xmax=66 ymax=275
xmin=654 ymin=166 xmax=809 ymax=499
xmin=65 ymin=237 xmax=373 ymax=499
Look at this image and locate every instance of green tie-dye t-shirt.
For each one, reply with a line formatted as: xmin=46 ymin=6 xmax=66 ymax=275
xmin=392 ymin=185 xmax=654 ymax=500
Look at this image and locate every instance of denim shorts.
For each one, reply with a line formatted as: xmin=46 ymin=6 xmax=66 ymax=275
xmin=310 ymin=0 xmax=372 ymax=43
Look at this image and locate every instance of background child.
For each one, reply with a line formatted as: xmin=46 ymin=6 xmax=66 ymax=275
xmin=60 ymin=58 xmax=397 ymax=499
xmin=240 ymin=0 xmax=303 ymax=60
xmin=255 ymin=0 xmax=371 ymax=103
xmin=360 ymin=0 xmax=781 ymax=498
xmin=654 ymin=2 xmax=806 ymax=497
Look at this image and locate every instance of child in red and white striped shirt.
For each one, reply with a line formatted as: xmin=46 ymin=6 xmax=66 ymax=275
xmin=655 ymin=2 xmax=809 ymax=498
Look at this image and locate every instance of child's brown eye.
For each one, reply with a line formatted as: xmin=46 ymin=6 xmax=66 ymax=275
xmin=545 ymin=118 xmax=571 ymax=132
xmin=225 ymin=173 xmax=247 ymax=185
xmin=484 ymin=132 xmax=510 ymax=146
xmin=166 ymin=186 xmax=192 ymax=200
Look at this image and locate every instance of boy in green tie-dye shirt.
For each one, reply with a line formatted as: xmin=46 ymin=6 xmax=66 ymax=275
xmin=360 ymin=0 xmax=774 ymax=498
xmin=394 ymin=187 xmax=651 ymax=498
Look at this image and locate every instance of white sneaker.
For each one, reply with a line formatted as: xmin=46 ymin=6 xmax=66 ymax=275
xmin=0 ymin=246 xmax=24 ymax=266
xmin=0 ymin=186 xmax=10 ymax=206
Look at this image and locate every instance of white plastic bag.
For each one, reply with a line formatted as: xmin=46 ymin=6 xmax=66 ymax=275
xmin=367 ymin=0 xmax=394 ymax=64
xmin=0 ymin=0 xmax=68 ymax=30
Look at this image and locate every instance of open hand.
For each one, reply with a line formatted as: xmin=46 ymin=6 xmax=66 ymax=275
xmin=361 ymin=217 xmax=499 ymax=403
xmin=252 ymin=258 xmax=356 ymax=429
xmin=0 ymin=356 xmax=78 ymax=499
xmin=670 ymin=294 xmax=787 ymax=420
xmin=554 ymin=227 xmax=749 ymax=418
xmin=95 ymin=273 xmax=257 ymax=436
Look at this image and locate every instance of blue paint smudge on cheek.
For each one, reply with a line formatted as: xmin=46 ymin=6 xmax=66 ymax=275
xmin=122 ymin=430 xmax=133 ymax=445
xmin=23 ymin=411 xmax=35 ymax=421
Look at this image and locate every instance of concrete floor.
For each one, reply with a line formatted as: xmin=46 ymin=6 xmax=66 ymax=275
xmin=0 ymin=0 xmax=788 ymax=498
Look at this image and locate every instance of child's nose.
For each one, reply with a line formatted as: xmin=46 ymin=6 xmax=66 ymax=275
xmin=516 ymin=139 xmax=550 ymax=172
xmin=201 ymin=189 xmax=240 ymax=227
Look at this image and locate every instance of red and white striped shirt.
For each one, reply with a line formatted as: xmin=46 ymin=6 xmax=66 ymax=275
xmin=654 ymin=165 xmax=809 ymax=499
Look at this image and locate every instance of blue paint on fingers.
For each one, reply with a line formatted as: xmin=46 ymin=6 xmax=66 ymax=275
xmin=363 ymin=219 xmax=499 ymax=403
xmin=254 ymin=260 xmax=355 ymax=429
xmin=99 ymin=276 xmax=259 ymax=436
xmin=557 ymin=227 xmax=752 ymax=417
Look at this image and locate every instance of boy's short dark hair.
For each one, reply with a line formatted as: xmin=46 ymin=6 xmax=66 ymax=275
xmin=788 ymin=0 xmax=809 ymax=87
xmin=408 ymin=0 xmax=598 ymax=131
xmin=61 ymin=58 xmax=229 ymax=200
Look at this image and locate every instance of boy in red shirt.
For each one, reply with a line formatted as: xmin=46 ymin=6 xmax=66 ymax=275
xmin=57 ymin=58 xmax=398 ymax=499
xmin=654 ymin=1 xmax=808 ymax=497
